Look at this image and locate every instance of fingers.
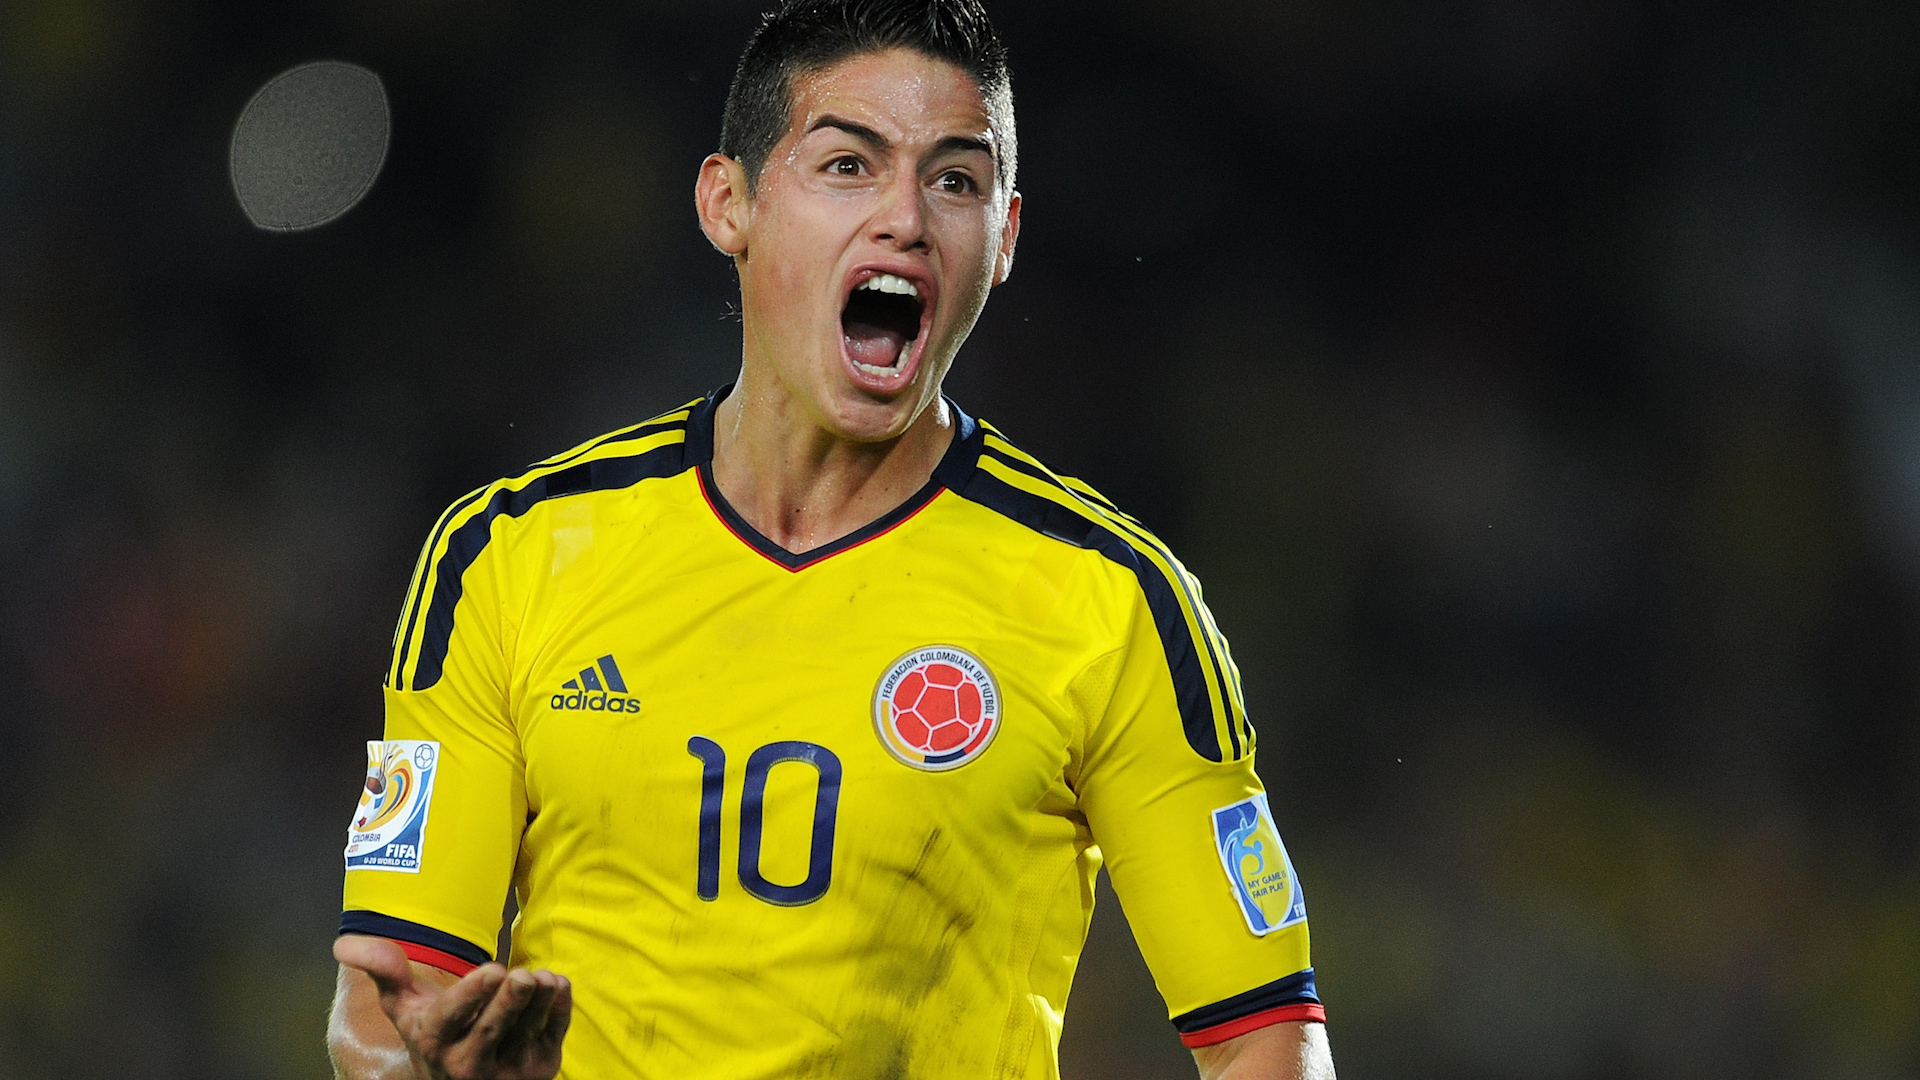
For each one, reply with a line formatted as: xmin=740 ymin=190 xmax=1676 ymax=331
xmin=428 ymin=963 xmax=507 ymax=1045
xmin=443 ymin=967 xmax=572 ymax=1070
xmin=333 ymin=934 xmax=415 ymax=999
xmin=494 ymin=971 xmax=560 ymax=1058
xmin=336 ymin=938 xmax=572 ymax=1076
xmin=464 ymin=968 xmax=542 ymax=1055
xmin=543 ymin=974 xmax=573 ymax=1046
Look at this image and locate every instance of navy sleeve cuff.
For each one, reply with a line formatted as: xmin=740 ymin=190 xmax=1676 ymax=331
xmin=339 ymin=910 xmax=492 ymax=968
xmin=1172 ymin=969 xmax=1323 ymax=1044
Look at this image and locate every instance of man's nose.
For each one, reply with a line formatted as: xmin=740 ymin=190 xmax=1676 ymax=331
xmin=870 ymin=169 xmax=928 ymax=251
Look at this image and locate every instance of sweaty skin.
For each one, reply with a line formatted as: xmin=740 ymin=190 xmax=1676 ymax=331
xmin=331 ymin=935 xmax=571 ymax=1080
xmin=329 ymin=46 xmax=1332 ymax=1080
xmin=694 ymin=48 xmax=1018 ymax=554
xmin=1194 ymin=1021 xmax=1336 ymax=1080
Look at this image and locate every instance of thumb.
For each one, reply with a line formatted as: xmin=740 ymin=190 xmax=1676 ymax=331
xmin=334 ymin=934 xmax=417 ymax=1003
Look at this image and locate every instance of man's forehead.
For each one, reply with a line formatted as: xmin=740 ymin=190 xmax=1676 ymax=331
xmin=786 ymin=49 xmax=998 ymax=152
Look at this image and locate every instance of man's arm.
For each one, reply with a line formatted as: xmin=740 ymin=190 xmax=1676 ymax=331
xmin=1191 ymin=1021 xmax=1335 ymax=1080
xmin=328 ymin=935 xmax=571 ymax=1080
xmin=329 ymin=955 xmax=456 ymax=1080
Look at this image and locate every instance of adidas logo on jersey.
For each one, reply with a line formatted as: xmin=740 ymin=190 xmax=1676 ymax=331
xmin=550 ymin=654 xmax=641 ymax=713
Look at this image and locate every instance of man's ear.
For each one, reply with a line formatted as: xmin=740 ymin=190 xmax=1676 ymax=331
xmin=992 ymin=190 xmax=1022 ymax=286
xmin=696 ymin=154 xmax=752 ymax=256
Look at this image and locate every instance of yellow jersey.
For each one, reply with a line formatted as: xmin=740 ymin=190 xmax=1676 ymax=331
xmin=340 ymin=390 xmax=1323 ymax=1079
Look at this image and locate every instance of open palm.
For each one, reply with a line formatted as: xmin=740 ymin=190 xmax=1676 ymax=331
xmin=335 ymin=935 xmax=571 ymax=1080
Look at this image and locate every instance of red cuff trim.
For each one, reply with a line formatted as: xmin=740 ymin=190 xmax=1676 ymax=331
xmin=1178 ymin=1003 xmax=1327 ymax=1047
xmin=394 ymin=940 xmax=481 ymax=977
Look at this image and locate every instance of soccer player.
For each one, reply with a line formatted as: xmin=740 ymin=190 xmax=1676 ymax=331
xmin=327 ymin=2 xmax=1335 ymax=1078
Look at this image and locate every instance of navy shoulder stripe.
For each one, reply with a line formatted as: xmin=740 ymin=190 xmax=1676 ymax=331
xmin=389 ymin=404 xmax=699 ymax=692
xmin=950 ymin=434 xmax=1249 ymax=762
xmin=409 ymin=442 xmax=691 ymax=690
xmin=955 ymin=467 xmax=1225 ymax=760
xmin=388 ymin=483 xmax=490 ymax=689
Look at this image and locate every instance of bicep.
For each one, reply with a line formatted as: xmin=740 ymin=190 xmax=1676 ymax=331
xmin=343 ymin=508 xmax=526 ymax=962
xmin=340 ymin=682 xmax=527 ymax=958
xmin=1078 ymin=587 xmax=1320 ymax=1047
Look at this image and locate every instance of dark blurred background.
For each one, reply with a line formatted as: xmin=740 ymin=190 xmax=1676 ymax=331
xmin=3 ymin=1 xmax=1919 ymax=1076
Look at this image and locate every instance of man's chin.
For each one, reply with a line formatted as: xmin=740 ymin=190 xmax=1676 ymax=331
xmin=824 ymin=398 xmax=921 ymax=444
xmin=817 ymin=379 xmax=936 ymax=445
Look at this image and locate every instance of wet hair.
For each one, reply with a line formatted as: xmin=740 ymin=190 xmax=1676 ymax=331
xmin=719 ymin=0 xmax=1015 ymax=195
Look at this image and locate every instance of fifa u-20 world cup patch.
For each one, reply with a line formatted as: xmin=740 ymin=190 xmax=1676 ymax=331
xmin=872 ymin=645 xmax=1002 ymax=771
xmin=344 ymin=740 xmax=439 ymax=872
xmin=1211 ymin=793 xmax=1307 ymax=936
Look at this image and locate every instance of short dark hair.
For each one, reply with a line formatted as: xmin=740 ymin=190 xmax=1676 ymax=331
xmin=719 ymin=0 xmax=1016 ymax=195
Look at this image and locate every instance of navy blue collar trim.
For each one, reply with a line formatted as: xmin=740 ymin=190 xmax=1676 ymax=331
xmin=686 ymin=385 xmax=983 ymax=571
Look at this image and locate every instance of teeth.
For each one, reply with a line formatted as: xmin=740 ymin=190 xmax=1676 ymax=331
xmin=852 ymin=360 xmax=901 ymax=376
xmin=856 ymin=273 xmax=920 ymax=298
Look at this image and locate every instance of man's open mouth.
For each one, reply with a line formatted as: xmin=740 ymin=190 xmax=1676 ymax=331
xmin=842 ymin=273 xmax=925 ymax=375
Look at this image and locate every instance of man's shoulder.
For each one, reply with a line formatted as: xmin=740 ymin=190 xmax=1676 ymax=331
xmin=957 ymin=420 xmax=1252 ymax=763
xmin=498 ymin=397 xmax=706 ymax=503
xmin=386 ymin=399 xmax=709 ymax=692
xmin=519 ymin=398 xmax=705 ymax=478
xmin=431 ymin=397 xmax=708 ymax=531
xmin=950 ymin=419 xmax=1161 ymax=564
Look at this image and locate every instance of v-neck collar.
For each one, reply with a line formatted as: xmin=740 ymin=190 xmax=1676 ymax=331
xmin=684 ymin=385 xmax=982 ymax=571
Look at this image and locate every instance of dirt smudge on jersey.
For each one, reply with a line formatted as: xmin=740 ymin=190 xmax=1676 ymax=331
xmin=796 ymin=828 xmax=988 ymax=1079
xmin=627 ymin=1010 xmax=659 ymax=1055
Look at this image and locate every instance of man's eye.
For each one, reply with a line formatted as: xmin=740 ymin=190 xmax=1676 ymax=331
xmin=938 ymin=171 xmax=977 ymax=194
xmin=830 ymin=157 xmax=862 ymax=176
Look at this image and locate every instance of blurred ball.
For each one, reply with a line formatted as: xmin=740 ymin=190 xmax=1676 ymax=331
xmin=229 ymin=60 xmax=389 ymax=232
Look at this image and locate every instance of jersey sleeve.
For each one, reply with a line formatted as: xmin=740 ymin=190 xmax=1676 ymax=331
xmin=1075 ymin=566 xmax=1324 ymax=1047
xmin=340 ymin=490 xmax=527 ymax=974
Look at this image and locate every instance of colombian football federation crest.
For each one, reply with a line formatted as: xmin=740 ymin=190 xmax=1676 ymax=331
xmin=1211 ymin=793 xmax=1307 ymax=935
xmin=872 ymin=646 xmax=1001 ymax=771
xmin=344 ymin=739 xmax=440 ymax=872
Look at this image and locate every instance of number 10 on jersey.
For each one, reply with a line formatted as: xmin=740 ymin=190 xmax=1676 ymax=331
xmin=687 ymin=736 xmax=842 ymax=906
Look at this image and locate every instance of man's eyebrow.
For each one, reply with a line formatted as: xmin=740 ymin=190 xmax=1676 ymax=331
xmin=804 ymin=117 xmax=997 ymax=161
xmin=931 ymin=134 xmax=995 ymax=160
xmin=807 ymin=115 xmax=889 ymax=150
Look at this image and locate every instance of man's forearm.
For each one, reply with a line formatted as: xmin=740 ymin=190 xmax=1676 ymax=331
xmin=327 ymin=960 xmax=449 ymax=1080
xmin=1190 ymin=1020 xmax=1335 ymax=1080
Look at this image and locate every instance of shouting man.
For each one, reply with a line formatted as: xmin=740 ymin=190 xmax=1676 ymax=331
xmin=328 ymin=2 xmax=1334 ymax=1078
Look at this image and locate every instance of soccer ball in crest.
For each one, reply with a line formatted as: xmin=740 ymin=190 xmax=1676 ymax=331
xmin=873 ymin=646 xmax=1002 ymax=771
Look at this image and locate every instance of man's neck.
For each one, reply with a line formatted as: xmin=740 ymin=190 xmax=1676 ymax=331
xmin=709 ymin=374 xmax=957 ymax=555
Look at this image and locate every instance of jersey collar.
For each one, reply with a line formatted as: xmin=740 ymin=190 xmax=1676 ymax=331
xmin=684 ymin=384 xmax=984 ymax=571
